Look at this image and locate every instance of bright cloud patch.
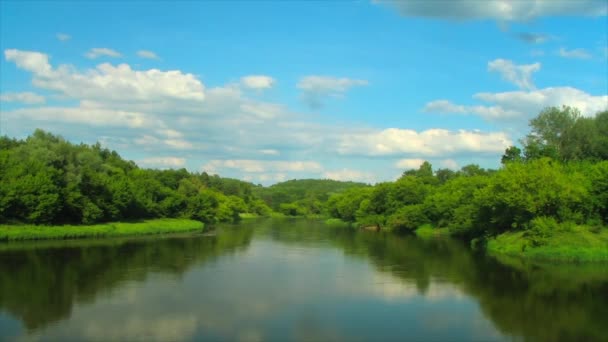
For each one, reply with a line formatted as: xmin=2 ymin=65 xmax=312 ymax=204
xmin=380 ymin=0 xmax=607 ymax=21
xmin=487 ymin=59 xmax=540 ymax=90
xmin=85 ymin=48 xmax=122 ymax=59
xmin=338 ymin=128 xmax=512 ymax=157
xmin=5 ymin=105 xmax=154 ymax=128
xmin=203 ymin=160 xmax=323 ymax=173
xmin=0 ymin=92 xmax=45 ymax=104
xmin=558 ymin=47 xmax=592 ymax=59
xmin=137 ymin=50 xmax=159 ymax=59
xmin=297 ymin=75 xmax=368 ymax=109
xmin=322 ymin=169 xmax=375 ymax=183
xmin=4 ymin=49 xmax=205 ymax=103
xmin=241 ymin=75 xmax=275 ymax=90
xmin=395 ymin=158 xmax=426 ymax=170
xmin=138 ymin=157 xmax=186 ymax=168
xmin=425 ymin=87 xmax=608 ymax=121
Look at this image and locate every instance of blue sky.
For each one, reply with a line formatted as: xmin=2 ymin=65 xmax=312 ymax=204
xmin=1 ymin=1 xmax=607 ymax=184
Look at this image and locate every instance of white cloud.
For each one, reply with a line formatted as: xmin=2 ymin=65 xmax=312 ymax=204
xmin=4 ymin=49 xmax=205 ymax=103
xmin=85 ymin=47 xmax=122 ymax=59
xmin=5 ymin=49 xmax=53 ymax=77
xmin=425 ymin=87 xmax=608 ymax=122
xmin=322 ymin=169 xmax=375 ymax=183
xmin=5 ymin=105 xmax=153 ymax=128
xmin=56 ymin=33 xmax=71 ymax=42
xmin=423 ymin=100 xmax=520 ymax=119
xmin=379 ymin=0 xmax=607 ymax=21
xmin=439 ymin=159 xmax=459 ymax=170
xmin=474 ymin=87 xmax=608 ymax=118
xmin=297 ymin=75 xmax=368 ymax=108
xmin=241 ymin=75 xmax=275 ymax=90
xmin=137 ymin=50 xmax=159 ymax=59
xmin=243 ymin=173 xmax=288 ymax=183
xmin=425 ymin=58 xmax=608 ymax=123
xmin=202 ymin=160 xmax=323 ymax=173
xmin=395 ymin=158 xmax=426 ymax=170
xmin=338 ymin=128 xmax=512 ymax=157
xmin=134 ymin=134 xmax=194 ymax=150
xmin=138 ymin=157 xmax=186 ymax=168
xmin=487 ymin=59 xmax=540 ymax=90
xmin=558 ymin=47 xmax=592 ymax=59
xmin=240 ymin=102 xmax=284 ymax=119
xmin=0 ymin=92 xmax=45 ymax=104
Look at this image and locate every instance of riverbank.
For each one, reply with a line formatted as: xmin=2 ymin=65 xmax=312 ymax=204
xmin=0 ymin=219 xmax=204 ymax=241
xmin=486 ymin=225 xmax=608 ymax=262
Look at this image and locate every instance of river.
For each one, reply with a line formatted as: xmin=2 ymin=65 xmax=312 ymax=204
xmin=1 ymin=218 xmax=607 ymax=341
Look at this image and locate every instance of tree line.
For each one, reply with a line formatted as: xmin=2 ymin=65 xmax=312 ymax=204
xmin=324 ymin=106 xmax=607 ymax=245
xmin=0 ymin=130 xmax=272 ymax=225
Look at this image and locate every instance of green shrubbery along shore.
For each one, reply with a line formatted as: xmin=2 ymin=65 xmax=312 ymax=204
xmin=0 ymin=219 xmax=204 ymax=241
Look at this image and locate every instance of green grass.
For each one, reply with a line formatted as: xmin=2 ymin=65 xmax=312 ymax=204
xmin=0 ymin=218 xmax=204 ymax=241
xmin=415 ymin=224 xmax=451 ymax=238
xmin=238 ymin=213 xmax=263 ymax=219
xmin=487 ymin=225 xmax=608 ymax=262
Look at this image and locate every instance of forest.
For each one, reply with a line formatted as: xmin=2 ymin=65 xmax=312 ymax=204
xmin=1 ymin=106 xmax=607 ymax=259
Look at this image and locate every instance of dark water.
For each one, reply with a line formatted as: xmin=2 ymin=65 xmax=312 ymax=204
xmin=1 ymin=219 xmax=607 ymax=341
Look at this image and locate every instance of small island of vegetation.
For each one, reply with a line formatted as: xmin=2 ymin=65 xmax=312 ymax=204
xmin=1 ymin=106 xmax=607 ymax=261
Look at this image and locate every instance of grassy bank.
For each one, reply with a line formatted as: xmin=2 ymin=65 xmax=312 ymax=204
xmin=324 ymin=218 xmax=354 ymax=229
xmin=414 ymin=224 xmax=451 ymax=238
xmin=486 ymin=225 xmax=608 ymax=262
xmin=0 ymin=218 xmax=204 ymax=241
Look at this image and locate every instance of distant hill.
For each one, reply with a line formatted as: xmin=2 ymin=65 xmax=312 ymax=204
xmin=253 ymin=179 xmax=369 ymax=210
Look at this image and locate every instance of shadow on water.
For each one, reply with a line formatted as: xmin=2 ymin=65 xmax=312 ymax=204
xmin=0 ymin=227 xmax=254 ymax=331
xmin=0 ymin=218 xmax=606 ymax=341
xmin=254 ymin=219 xmax=608 ymax=341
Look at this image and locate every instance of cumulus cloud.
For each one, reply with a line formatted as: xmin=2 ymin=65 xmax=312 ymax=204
xmin=138 ymin=157 xmax=186 ymax=168
xmin=5 ymin=49 xmax=53 ymax=77
xmin=395 ymin=158 xmax=426 ymax=170
xmin=0 ymin=92 xmax=45 ymax=104
xmin=202 ymin=160 xmax=323 ymax=174
xmin=425 ymin=87 xmax=608 ymax=122
xmin=439 ymin=159 xmax=459 ymax=169
xmin=338 ymin=128 xmax=512 ymax=157
xmin=85 ymin=47 xmax=122 ymax=59
xmin=241 ymin=75 xmax=275 ymax=90
xmin=4 ymin=49 xmax=205 ymax=103
xmin=56 ymin=33 xmax=71 ymax=41
xmin=297 ymin=76 xmax=368 ymax=109
xmin=137 ymin=50 xmax=159 ymax=59
xmin=487 ymin=59 xmax=540 ymax=90
xmin=5 ymin=105 xmax=155 ymax=129
xmin=322 ymin=169 xmax=375 ymax=183
xmin=379 ymin=0 xmax=607 ymax=21
xmin=558 ymin=47 xmax=592 ymax=59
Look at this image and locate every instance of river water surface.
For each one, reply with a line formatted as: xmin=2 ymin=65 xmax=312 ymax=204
xmin=1 ymin=219 xmax=607 ymax=341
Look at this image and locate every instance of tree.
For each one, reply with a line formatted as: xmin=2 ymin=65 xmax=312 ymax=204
xmin=522 ymin=106 xmax=580 ymax=161
xmin=501 ymin=146 xmax=523 ymax=165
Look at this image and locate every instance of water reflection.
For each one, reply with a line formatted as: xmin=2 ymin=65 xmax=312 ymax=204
xmin=0 ymin=219 xmax=606 ymax=341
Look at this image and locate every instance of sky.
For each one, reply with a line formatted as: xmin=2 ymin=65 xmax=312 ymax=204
xmin=1 ymin=1 xmax=607 ymax=185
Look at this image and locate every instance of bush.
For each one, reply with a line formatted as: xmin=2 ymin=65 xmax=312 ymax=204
xmin=387 ymin=204 xmax=429 ymax=233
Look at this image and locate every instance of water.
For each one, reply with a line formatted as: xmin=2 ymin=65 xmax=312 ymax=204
xmin=1 ymin=219 xmax=607 ymax=341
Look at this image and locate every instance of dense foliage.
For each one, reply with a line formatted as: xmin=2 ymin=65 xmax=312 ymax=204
xmin=0 ymin=130 xmax=271 ymax=225
xmin=253 ymin=179 xmax=368 ymax=216
xmin=326 ymin=107 xmax=608 ymax=248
